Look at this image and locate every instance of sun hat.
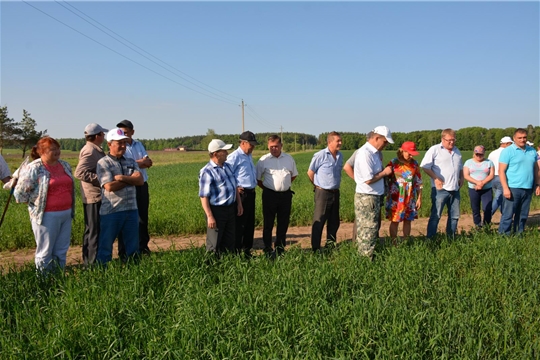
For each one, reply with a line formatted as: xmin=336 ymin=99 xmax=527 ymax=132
xmin=500 ymin=136 xmax=513 ymax=144
xmin=84 ymin=123 xmax=108 ymax=136
xmin=400 ymin=141 xmax=419 ymax=156
xmin=474 ymin=145 xmax=485 ymax=154
xmin=106 ymin=128 xmax=129 ymax=142
xmin=208 ymin=139 xmax=233 ymax=153
xmin=372 ymin=125 xmax=394 ymax=144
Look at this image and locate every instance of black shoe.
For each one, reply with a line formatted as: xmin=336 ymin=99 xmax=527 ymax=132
xmin=324 ymin=240 xmax=336 ymax=250
xmin=141 ymin=247 xmax=152 ymax=255
xmin=243 ymin=250 xmax=253 ymax=259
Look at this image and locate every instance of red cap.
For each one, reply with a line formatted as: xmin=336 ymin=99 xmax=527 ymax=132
xmin=400 ymin=141 xmax=419 ymax=156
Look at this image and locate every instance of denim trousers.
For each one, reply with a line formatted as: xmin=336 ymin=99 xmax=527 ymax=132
xmin=491 ymin=176 xmax=504 ymax=216
xmin=426 ymin=188 xmax=460 ymax=238
xmin=468 ymin=187 xmax=493 ymax=227
xmin=97 ymin=209 xmax=139 ymax=264
xmin=498 ymin=188 xmax=533 ymax=235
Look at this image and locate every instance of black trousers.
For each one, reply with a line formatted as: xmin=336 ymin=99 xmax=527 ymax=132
xmin=118 ymin=181 xmax=150 ymax=256
xmin=235 ymin=189 xmax=256 ymax=252
xmin=136 ymin=182 xmax=150 ymax=251
xmin=82 ymin=201 xmax=101 ymax=266
xmin=207 ymin=204 xmax=236 ymax=254
xmin=311 ymin=188 xmax=340 ymax=250
xmin=262 ymin=188 xmax=293 ymax=252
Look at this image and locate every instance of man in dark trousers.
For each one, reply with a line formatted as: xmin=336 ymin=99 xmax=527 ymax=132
xmin=226 ymin=131 xmax=259 ymax=257
xmin=116 ymin=119 xmax=153 ymax=255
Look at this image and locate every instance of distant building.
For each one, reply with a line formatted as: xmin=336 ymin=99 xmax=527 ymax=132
xmin=164 ymin=146 xmax=189 ymax=152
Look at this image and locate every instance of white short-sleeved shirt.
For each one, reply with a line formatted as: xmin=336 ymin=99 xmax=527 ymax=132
xmin=487 ymin=146 xmax=504 ymax=175
xmin=0 ymin=155 xmax=10 ymax=180
xmin=420 ymin=143 xmax=463 ymax=191
xmin=256 ymin=152 xmax=298 ymax=192
xmin=354 ymin=142 xmax=384 ymax=195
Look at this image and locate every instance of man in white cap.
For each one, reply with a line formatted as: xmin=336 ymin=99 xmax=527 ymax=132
xmin=75 ymin=123 xmax=108 ymax=266
xmin=487 ymin=136 xmax=513 ymax=216
xmin=354 ymin=126 xmax=393 ymax=259
xmin=199 ymin=139 xmax=243 ymax=255
xmin=96 ymin=128 xmax=144 ymax=264
xmin=420 ymin=128 xmax=464 ymax=238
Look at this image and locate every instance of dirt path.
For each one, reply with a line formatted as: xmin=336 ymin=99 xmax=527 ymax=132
xmin=2 ymin=210 xmax=540 ymax=269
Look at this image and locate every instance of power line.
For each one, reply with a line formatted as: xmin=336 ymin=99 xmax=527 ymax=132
xmin=21 ymin=0 xmax=239 ymax=106
xmin=244 ymin=106 xmax=279 ymax=131
xmin=56 ymin=0 xmax=241 ymax=104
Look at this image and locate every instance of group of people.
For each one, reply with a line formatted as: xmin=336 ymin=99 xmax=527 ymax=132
xmin=5 ymin=120 xmax=152 ymax=273
xmin=199 ymin=132 xmax=298 ymax=258
xmin=200 ymin=126 xmax=540 ymax=261
xmin=2 ymin=124 xmax=539 ymax=271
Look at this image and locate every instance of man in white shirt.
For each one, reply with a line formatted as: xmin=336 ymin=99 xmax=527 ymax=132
xmin=420 ymin=128 xmax=464 ymax=238
xmin=257 ymin=135 xmax=298 ymax=257
xmin=354 ymin=126 xmax=393 ymax=259
xmin=487 ymin=136 xmax=513 ymax=216
xmin=0 ymin=155 xmax=11 ymax=184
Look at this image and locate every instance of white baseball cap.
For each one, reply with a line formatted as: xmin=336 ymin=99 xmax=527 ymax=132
xmin=208 ymin=139 xmax=233 ymax=153
xmin=527 ymin=141 xmax=534 ymax=146
xmin=500 ymin=136 xmax=513 ymax=144
xmin=106 ymin=128 xmax=129 ymax=142
xmin=372 ymin=125 xmax=394 ymax=144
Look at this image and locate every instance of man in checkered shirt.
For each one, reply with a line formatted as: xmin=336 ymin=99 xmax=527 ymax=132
xmin=96 ymin=128 xmax=144 ymax=264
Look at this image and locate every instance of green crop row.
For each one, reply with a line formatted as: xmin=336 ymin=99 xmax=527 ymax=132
xmin=1 ymin=231 xmax=539 ymax=358
xmin=1 ymin=150 xmax=540 ymax=250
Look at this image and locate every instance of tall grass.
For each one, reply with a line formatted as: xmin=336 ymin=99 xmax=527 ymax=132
xmin=1 ymin=230 xmax=539 ymax=358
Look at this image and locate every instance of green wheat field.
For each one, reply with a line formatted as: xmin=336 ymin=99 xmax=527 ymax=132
xmin=1 ymin=149 xmax=539 ymax=358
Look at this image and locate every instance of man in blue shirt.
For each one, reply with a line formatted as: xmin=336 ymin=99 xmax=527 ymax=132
xmin=498 ymin=128 xmax=540 ymax=235
xmin=199 ymin=139 xmax=243 ymax=255
xmin=226 ymin=131 xmax=258 ymax=257
xmin=307 ymin=131 xmax=343 ymax=251
xmin=117 ymin=119 xmax=153 ymax=255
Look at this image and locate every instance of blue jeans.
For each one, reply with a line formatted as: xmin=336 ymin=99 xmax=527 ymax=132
xmin=427 ymin=188 xmax=461 ymax=238
xmin=498 ymin=188 xmax=533 ymax=235
xmin=468 ymin=187 xmax=493 ymax=227
xmin=97 ymin=209 xmax=139 ymax=264
xmin=491 ymin=176 xmax=504 ymax=216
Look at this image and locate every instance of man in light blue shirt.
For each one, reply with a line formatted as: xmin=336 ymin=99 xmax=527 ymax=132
xmin=498 ymin=128 xmax=540 ymax=235
xmin=307 ymin=131 xmax=343 ymax=251
xmin=420 ymin=128 xmax=464 ymax=239
xmin=117 ymin=119 xmax=153 ymax=255
xmin=226 ymin=131 xmax=258 ymax=257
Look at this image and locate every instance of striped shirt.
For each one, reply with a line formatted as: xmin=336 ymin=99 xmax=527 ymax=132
xmin=199 ymin=160 xmax=237 ymax=206
xmin=97 ymin=154 xmax=140 ymax=215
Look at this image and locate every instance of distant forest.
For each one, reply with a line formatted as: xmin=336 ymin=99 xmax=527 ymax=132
xmin=57 ymin=125 xmax=540 ymax=153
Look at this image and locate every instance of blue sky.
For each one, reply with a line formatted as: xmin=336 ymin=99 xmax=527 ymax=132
xmin=1 ymin=1 xmax=539 ymax=140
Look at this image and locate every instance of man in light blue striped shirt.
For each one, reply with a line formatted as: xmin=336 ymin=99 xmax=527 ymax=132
xmin=200 ymin=139 xmax=243 ymax=254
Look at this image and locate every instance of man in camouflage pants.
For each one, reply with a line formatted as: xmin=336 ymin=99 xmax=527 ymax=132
xmin=353 ymin=126 xmax=394 ymax=259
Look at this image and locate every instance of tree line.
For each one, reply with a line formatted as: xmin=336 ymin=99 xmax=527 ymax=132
xmin=1 ymin=103 xmax=538 ymax=153
xmin=0 ymin=106 xmax=47 ymax=157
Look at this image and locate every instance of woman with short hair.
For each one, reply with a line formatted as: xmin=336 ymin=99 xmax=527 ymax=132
xmin=14 ymin=137 xmax=75 ymax=273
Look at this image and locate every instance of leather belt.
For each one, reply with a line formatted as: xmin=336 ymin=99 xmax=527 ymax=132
xmin=315 ymin=186 xmax=339 ymax=193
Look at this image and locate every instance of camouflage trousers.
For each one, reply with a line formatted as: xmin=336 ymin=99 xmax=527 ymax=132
xmin=354 ymin=193 xmax=381 ymax=258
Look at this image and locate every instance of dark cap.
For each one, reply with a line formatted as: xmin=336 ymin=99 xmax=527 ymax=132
xmin=240 ymin=131 xmax=258 ymax=145
xmin=116 ymin=119 xmax=134 ymax=129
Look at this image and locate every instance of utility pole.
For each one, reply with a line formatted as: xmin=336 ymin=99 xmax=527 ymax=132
xmin=241 ymin=100 xmax=245 ymax=133
xmin=280 ymin=126 xmax=283 ymax=142
xmin=294 ymin=133 xmax=297 ymax=152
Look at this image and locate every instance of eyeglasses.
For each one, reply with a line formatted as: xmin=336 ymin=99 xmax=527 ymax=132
xmin=442 ymin=138 xmax=456 ymax=143
xmin=475 ymin=153 xmax=485 ymax=156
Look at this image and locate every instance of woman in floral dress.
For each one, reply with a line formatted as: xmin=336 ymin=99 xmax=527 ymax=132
xmin=385 ymin=141 xmax=423 ymax=241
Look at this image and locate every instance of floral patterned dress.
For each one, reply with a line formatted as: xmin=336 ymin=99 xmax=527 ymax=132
xmin=385 ymin=158 xmax=423 ymax=222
